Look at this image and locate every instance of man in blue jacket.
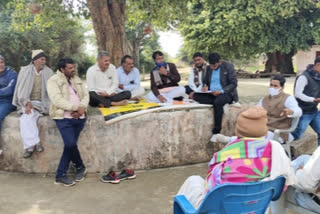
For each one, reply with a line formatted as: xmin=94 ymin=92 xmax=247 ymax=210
xmin=0 ymin=55 xmax=17 ymax=155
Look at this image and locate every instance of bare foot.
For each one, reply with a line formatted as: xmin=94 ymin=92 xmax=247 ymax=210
xmin=130 ymin=97 xmax=140 ymax=102
xmin=111 ymin=100 xmax=127 ymax=106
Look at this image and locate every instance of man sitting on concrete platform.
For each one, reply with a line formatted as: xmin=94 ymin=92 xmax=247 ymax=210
xmin=257 ymin=74 xmax=302 ymax=144
xmin=87 ymin=51 xmax=131 ymax=108
xmin=146 ymin=51 xmax=186 ymax=103
xmin=190 ymin=52 xmax=238 ymax=135
xmin=0 ymin=55 xmax=17 ymax=156
xmin=185 ymin=52 xmax=207 ymax=95
xmin=116 ymin=55 xmax=145 ymax=100
xmin=47 ymin=57 xmax=89 ymax=187
xmin=12 ymin=50 xmax=53 ymax=158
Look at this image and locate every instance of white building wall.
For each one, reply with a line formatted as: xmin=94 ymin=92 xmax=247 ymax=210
xmin=296 ymin=45 xmax=320 ymax=74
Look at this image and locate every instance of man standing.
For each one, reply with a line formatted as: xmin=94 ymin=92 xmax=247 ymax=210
xmin=87 ymin=51 xmax=131 ymax=108
xmin=0 ymin=55 xmax=17 ymax=155
xmin=191 ymin=52 xmax=238 ymax=135
xmin=47 ymin=58 xmax=89 ymax=186
xmin=146 ymin=51 xmax=186 ymax=103
xmin=258 ymin=74 xmax=302 ymax=143
xmin=292 ymin=57 xmax=320 ymax=146
xmin=12 ymin=50 xmax=53 ymax=158
xmin=185 ymin=52 xmax=207 ymax=95
xmin=116 ymin=55 xmax=145 ymax=100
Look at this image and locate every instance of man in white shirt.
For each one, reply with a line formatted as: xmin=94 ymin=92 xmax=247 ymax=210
xmin=257 ymin=74 xmax=302 ymax=144
xmin=288 ymin=147 xmax=320 ymax=213
xmin=292 ymin=57 xmax=320 ymax=146
xmin=116 ymin=55 xmax=145 ymax=100
xmin=212 ymin=75 xmax=302 ymax=144
xmin=185 ymin=52 xmax=207 ymax=95
xmin=86 ymin=51 xmax=131 ymax=107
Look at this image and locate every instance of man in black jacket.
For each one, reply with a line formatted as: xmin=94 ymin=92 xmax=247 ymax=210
xmin=292 ymin=57 xmax=320 ymax=146
xmin=190 ymin=52 xmax=238 ymax=134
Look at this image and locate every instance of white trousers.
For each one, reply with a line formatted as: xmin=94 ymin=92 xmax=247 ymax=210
xmin=146 ymin=86 xmax=186 ymax=103
xmin=116 ymin=87 xmax=145 ymax=98
xmin=176 ymin=175 xmax=206 ymax=210
xmin=20 ymin=109 xmax=41 ymax=150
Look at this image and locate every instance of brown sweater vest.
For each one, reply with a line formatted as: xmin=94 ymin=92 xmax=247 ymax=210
xmin=262 ymin=92 xmax=291 ymax=141
xmin=30 ymin=74 xmax=42 ymax=100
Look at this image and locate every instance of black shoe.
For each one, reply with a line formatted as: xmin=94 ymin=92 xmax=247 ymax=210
xmin=75 ymin=166 xmax=87 ymax=182
xmin=118 ymin=169 xmax=136 ymax=181
xmin=55 ymin=176 xmax=76 ymax=187
xmin=101 ymin=171 xmax=120 ymax=184
xmin=23 ymin=150 xmax=33 ymax=159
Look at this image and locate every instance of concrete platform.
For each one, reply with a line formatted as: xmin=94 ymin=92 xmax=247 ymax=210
xmin=0 ymin=106 xmax=214 ymax=173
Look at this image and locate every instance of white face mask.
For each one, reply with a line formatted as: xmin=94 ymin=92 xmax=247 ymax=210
xmin=269 ymin=87 xmax=280 ymax=96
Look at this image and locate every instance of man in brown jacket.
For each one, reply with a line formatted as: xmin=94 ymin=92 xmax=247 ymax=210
xmin=146 ymin=51 xmax=185 ymax=103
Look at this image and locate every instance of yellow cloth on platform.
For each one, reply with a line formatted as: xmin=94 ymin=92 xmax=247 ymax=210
xmin=99 ymin=100 xmax=160 ymax=121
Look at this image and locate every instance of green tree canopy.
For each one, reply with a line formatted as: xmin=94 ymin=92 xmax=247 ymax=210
xmin=180 ymin=0 xmax=320 ymax=73
xmin=0 ymin=0 xmax=92 ymax=75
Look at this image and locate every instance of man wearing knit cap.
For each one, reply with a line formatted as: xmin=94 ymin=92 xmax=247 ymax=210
xmin=12 ymin=49 xmax=53 ymax=158
xmin=176 ymin=106 xmax=295 ymax=210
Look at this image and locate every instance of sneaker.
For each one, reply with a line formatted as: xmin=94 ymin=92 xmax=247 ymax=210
xmin=75 ymin=166 xmax=87 ymax=182
xmin=101 ymin=171 xmax=120 ymax=184
xmin=55 ymin=176 xmax=76 ymax=187
xmin=118 ymin=169 xmax=136 ymax=181
xmin=35 ymin=144 xmax=44 ymax=153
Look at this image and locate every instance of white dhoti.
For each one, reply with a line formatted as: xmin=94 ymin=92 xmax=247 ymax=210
xmin=20 ymin=109 xmax=41 ymax=150
xmin=146 ymin=86 xmax=186 ymax=103
xmin=130 ymin=87 xmax=145 ymax=98
xmin=176 ymin=175 xmax=206 ymax=209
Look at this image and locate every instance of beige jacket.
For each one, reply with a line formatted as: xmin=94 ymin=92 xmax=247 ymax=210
xmin=47 ymin=71 xmax=89 ymax=119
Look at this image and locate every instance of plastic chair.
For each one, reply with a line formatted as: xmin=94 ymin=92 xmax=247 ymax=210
xmin=174 ymin=176 xmax=285 ymax=214
xmin=272 ymin=116 xmax=300 ymax=159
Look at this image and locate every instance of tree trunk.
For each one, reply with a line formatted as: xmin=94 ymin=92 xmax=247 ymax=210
xmin=86 ymin=0 xmax=127 ymax=67
xmin=132 ymin=40 xmax=141 ymax=69
xmin=265 ymin=51 xmax=295 ymax=74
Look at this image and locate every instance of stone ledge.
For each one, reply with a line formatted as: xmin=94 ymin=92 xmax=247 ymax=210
xmin=0 ymin=107 xmax=214 ymax=173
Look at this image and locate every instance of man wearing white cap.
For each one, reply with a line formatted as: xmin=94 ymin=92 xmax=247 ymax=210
xmin=12 ymin=49 xmax=53 ymax=158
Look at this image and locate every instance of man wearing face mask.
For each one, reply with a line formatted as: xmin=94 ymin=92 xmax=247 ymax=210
xmin=257 ymin=74 xmax=302 ymax=144
xmin=12 ymin=50 xmax=54 ymax=158
xmin=146 ymin=51 xmax=186 ymax=103
xmin=292 ymin=57 xmax=320 ymax=146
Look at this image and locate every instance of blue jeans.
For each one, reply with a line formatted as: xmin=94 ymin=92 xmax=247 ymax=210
xmin=292 ymin=111 xmax=320 ymax=146
xmin=55 ymin=118 xmax=86 ymax=178
xmin=0 ymin=102 xmax=16 ymax=130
